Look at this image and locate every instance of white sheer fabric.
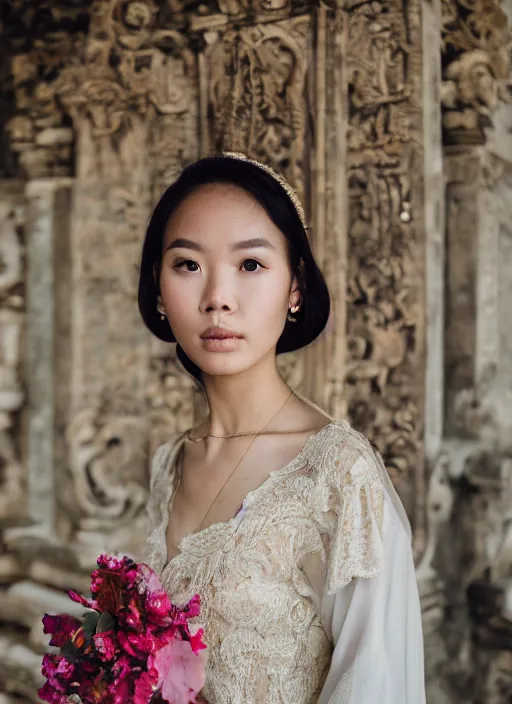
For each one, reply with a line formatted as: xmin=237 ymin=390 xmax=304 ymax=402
xmin=142 ymin=419 xmax=426 ymax=704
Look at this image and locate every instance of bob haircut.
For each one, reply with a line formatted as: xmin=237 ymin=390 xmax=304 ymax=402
xmin=138 ymin=154 xmax=330 ymax=383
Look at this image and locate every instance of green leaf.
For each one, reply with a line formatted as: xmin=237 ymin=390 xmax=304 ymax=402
xmin=82 ymin=611 xmax=100 ymax=636
xmin=96 ymin=611 xmax=115 ymax=633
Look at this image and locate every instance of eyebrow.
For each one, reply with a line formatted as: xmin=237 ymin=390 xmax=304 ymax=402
xmin=165 ymin=237 xmax=276 ymax=254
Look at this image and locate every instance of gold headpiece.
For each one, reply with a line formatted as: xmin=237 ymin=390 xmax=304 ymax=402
xmin=222 ymin=151 xmax=307 ymax=229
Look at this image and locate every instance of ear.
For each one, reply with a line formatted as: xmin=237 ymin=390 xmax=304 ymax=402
xmin=289 ymin=275 xmax=301 ymax=307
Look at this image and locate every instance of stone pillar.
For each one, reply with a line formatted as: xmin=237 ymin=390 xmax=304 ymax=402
xmin=0 ymin=181 xmax=26 ymax=530
xmin=24 ymin=179 xmax=73 ymax=535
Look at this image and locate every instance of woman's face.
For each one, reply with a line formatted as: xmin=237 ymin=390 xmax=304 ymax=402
xmin=158 ymin=183 xmax=300 ymax=378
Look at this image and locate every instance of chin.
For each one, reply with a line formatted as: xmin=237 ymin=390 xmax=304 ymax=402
xmin=197 ymin=355 xmax=252 ymax=378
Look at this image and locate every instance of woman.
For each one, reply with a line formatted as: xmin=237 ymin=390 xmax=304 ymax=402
xmin=138 ymin=153 xmax=426 ymax=703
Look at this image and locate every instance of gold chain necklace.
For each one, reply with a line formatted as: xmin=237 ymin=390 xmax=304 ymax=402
xmin=186 ymin=390 xmax=293 ymax=442
xmin=184 ymin=390 xmax=293 ymax=533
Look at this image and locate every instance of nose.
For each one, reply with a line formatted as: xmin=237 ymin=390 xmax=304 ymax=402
xmin=199 ymin=270 xmax=237 ymax=315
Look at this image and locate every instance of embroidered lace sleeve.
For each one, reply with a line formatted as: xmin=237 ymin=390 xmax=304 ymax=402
xmin=313 ymin=426 xmax=426 ymax=703
xmin=314 ymin=425 xmax=385 ymax=595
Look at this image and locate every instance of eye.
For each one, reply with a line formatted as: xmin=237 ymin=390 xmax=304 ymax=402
xmin=174 ymin=259 xmax=199 ymax=272
xmin=242 ymin=259 xmax=263 ymax=272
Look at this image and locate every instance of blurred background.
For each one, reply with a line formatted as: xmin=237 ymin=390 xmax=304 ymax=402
xmin=0 ymin=0 xmax=511 ymax=702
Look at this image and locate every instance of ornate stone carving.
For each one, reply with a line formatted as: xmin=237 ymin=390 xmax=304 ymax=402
xmin=65 ymin=409 xmax=148 ymax=533
xmin=146 ymin=343 xmax=197 ymax=453
xmin=1 ymin=1 xmax=92 ymax=178
xmin=206 ymin=16 xmax=309 ymax=199
xmin=344 ymin=0 xmax=426 ymax=520
xmin=441 ymin=0 xmax=511 ymax=144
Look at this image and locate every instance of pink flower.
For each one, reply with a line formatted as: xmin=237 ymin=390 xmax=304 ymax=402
xmin=151 ymin=640 xmax=206 ymax=704
xmin=42 ymin=613 xmax=81 ymax=647
xmin=189 ymin=628 xmax=207 ymax=655
xmin=93 ymin=629 xmax=118 ymax=661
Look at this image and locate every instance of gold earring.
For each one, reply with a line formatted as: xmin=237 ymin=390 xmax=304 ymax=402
xmin=287 ymin=303 xmax=301 ymax=322
xmin=156 ymin=295 xmax=166 ymax=320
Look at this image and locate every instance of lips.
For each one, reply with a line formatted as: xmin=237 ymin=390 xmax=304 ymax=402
xmin=200 ymin=327 xmax=243 ymax=340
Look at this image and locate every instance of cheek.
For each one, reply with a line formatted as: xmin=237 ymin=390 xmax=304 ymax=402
xmin=159 ymin=271 xmax=197 ymax=330
xmin=247 ymin=271 xmax=290 ymax=325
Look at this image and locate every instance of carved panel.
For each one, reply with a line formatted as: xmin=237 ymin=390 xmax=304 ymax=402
xmin=1 ymin=1 xmax=92 ymax=179
xmin=206 ymin=15 xmax=309 ymax=201
xmin=344 ymin=0 xmax=426 ymax=522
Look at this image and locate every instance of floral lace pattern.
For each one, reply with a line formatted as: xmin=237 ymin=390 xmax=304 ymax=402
xmin=142 ymin=421 xmax=385 ymax=704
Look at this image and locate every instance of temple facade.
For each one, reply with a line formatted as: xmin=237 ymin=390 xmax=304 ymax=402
xmin=0 ymin=1 xmax=511 ymax=701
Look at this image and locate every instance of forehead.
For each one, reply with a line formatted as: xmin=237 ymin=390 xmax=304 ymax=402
xmin=163 ymin=182 xmax=286 ymax=250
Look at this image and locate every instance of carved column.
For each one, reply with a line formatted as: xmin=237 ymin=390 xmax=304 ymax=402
xmin=341 ymin=0 xmax=430 ymax=540
xmin=0 ymin=181 xmax=26 ymax=534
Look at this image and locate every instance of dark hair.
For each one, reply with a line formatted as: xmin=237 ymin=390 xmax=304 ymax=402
xmin=137 ymin=155 xmax=330 ymax=382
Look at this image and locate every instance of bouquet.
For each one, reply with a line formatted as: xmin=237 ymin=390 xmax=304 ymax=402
xmin=39 ymin=554 xmax=206 ymax=704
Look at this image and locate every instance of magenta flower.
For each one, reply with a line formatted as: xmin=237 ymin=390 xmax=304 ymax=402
xmin=38 ymin=681 xmax=69 ymax=704
xmin=151 ymin=640 xmax=206 ymax=704
xmin=184 ymin=594 xmax=201 ymax=619
xmin=146 ymin=588 xmax=173 ymax=624
xmin=42 ymin=614 xmax=81 ymax=647
xmin=117 ymin=628 xmax=158 ymax=659
xmin=41 ymin=653 xmax=75 ymax=684
xmin=189 ymin=628 xmax=207 ymax=655
xmin=118 ymin=597 xmax=143 ymax=631
xmin=39 ymin=555 xmax=206 ymax=704
xmin=133 ymin=670 xmax=159 ymax=704
xmin=66 ymin=588 xmax=97 ymax=610
xmin=93 ymin=630 xmax=119 ymax=662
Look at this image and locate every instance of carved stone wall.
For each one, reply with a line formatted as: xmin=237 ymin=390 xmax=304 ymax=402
xmin=0 ymin=0 xmax=511 ymax=702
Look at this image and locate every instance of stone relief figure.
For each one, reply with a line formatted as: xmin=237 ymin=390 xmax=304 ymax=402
xmin=65 ymin=409 xmax=148 ymax=533
xmin=209 ymin=21 xmax=307 ymax=196
xmin=441 ymin=49 xmax=510 ymax=132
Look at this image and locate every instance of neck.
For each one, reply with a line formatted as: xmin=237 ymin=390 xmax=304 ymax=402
xmin=200 ymin=353 xmax=292 ymax=437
